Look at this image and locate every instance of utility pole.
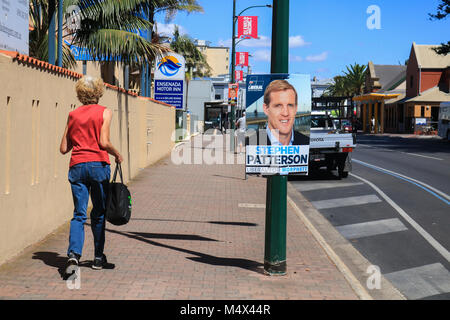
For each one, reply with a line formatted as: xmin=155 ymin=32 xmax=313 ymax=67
xmin=48 ymin=0 xmax=56 ymax=65
xmin=57 ymin=0 xmax=63 ymax=67
xmin=264 ymin=0 xmax=289 ymax=276
xmin=230 ymin=0 xmax=237 ymax=152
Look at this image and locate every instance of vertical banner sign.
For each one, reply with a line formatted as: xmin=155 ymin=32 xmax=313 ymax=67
xmin=154 ymin=53 xmax=186 ymax=110
xmin=228 ymin=83 xmax=239 ymax=105
xmin=0 ymin=0 xmax=29 ymax=55
xmin=236 ymin=52 xmax=249 ymax=67
xmin=245 ymin=74 xmax=312 ymax=176
xmin=237 ymin=16 xmax=258 ymax=39
xmin=235 ymin=70 xmax=244 ymax=82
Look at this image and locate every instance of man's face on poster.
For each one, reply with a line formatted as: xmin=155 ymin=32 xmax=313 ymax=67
xmin=263 ymin=89 xmax=298 ymax=138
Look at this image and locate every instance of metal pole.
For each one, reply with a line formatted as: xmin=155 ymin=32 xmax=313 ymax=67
xmin=264 ymin=0 xmax=289 ymax=276
xmin=141 ymin=65 xmax=147 ymax=97
xmin=57 ymin=0 xmax=63 ymax=67
xmin=48 ymin=0 xmax=56 ymax=65
xmin=229 ymin=0 xmax=237 ymax=152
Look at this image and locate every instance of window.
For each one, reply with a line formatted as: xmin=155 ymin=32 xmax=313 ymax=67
xmin=421 ymin=106 xmax=425 ymax=117
xmin=215 ymin=94 xmax=221 ymax=100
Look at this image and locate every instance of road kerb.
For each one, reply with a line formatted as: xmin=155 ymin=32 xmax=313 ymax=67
xmin=287 ymin=194 xmax=373 ymax=300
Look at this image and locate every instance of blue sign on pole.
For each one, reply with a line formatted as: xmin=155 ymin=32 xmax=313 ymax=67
xmin=154 ymin=80 xmax=184 ymax=109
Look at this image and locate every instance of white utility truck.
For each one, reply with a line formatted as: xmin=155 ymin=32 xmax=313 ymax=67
xmin=309 ymin=110 xmax=356 ymax=178
xmin=437 ymin=101 xmax=450 ymax=141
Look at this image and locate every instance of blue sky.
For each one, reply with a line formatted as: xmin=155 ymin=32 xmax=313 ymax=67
xmin=155 ymin=0 xmax=449 ymax=80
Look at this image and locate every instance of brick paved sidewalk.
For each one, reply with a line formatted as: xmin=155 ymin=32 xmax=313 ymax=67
xmin=0 ymin=135 xmax=358 ymax=300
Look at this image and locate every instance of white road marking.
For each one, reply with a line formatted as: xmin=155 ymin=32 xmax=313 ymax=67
xmin=287 ymin=196 xmax=374 ymax=300
xmin=353 ymin=159 xmax=450 ymax=203
xmin=311 ymin=194 xmax=382 ymax=210
xmin=402 ymin=152 xmax=443 ymax=161
xmin=358 ymin=144 xmax=443 ymax=161
xmin=336 ymin=218 xmax=408 ymax=240
xmin=385 ymin=263 xmax=450 ymax=300
xmin=350 ymin=172 xmax=450 ymax=263
xmin=294 ymin=181 xmax=364 ymax=192
xmin=238 ymin=203 xmax=266 ymax=209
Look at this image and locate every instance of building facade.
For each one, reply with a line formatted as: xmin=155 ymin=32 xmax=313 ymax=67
xmin=195 ymin=40 xmax=230 ymax=78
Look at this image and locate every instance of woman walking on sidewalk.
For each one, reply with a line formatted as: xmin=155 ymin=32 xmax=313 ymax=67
xmin=59 ymin=76 xmax=123 ymax=274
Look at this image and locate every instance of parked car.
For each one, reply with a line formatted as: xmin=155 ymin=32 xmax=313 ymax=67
xmin=341 ymin=119 xmax=353 ymax=133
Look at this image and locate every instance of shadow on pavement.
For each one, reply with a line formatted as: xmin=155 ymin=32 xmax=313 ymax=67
xmin=128 ymin=232 xmax=219 ymax=242
xmin=127 ymin=217 xmax=258 ymax=227
xmin=32 ymin=251 xmax=115 ymax=280
xmin=105 ymin=228 xmax=264 ymax=274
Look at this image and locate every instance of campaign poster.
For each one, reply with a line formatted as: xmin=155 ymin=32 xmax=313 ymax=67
xmin=245 ymin=74 xmax=311 ymax=175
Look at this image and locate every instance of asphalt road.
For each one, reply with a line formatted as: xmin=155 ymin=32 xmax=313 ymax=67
xmin=289 ymin=133 xmax=450 ymax=300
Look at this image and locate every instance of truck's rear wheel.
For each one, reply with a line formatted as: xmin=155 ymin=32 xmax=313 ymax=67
xmin=339 ymin=171 xmax=349 ymax=178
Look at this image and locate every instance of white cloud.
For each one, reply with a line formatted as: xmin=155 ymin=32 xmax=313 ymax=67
xmin=305 ymin=52 xmax=329 ymax=62
xmin=252 ymin=50 xmax=271 ymax=62
xmin=239 ymin=35 xmax=272 ymax=48
xmin=218 ymin=38 xmax=232 ymax=47
xmin=154 ymin=23 xmax=187 ymax=37
xmin=290 ymin=55 xmax=303 ymax=62
xmin=289 ymin=35 xmax=311 ymax=48
xmin=218 ymin=34 xmax=310 ymax=49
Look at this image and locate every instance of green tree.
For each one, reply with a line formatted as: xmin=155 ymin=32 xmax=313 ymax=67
xmin=29 ymin=0 xmax=77 ymax=68
xmin=429 ymin=0 xmax=449 ymax=55
xmin=29 ymin=1 xmax=203 ymax=68
xmin=324 ymin=63 xmax=367 ymax=97
xmin=169 ymin=26 xmax=211 ymax=80
xmin=343 ymin=63 xmax=367 ymax=96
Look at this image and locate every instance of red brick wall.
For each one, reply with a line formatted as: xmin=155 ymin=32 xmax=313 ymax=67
xmin=420 ymin=70 xmax=443 ymax=93
xmin=406 ymin=47 xmax=419 ymax=98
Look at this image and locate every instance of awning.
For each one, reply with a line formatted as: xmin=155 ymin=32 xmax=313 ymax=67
xmin=353 ymin=93 xmax=400 ymax=102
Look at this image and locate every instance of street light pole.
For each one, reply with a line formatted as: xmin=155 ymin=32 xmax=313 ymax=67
xmin=48 ymin=0 xmax=56 ymax=65
xmin=57 ymin=0 xmax=63 ymax=67
xmin=230 ymin=2 xmax=272 ymax=152
xmin=230 ymin=0 xmax=237 ymax=153
xmin=264 ymin=0 xmax=289 ymax=276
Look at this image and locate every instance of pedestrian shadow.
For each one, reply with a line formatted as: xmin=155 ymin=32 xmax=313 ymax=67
xmin=128 ymin=232 xmax=219 ymax=242
xmin=105 ymin=228 xmax=264 ymax=274
xmin=124 ymin=218 xmax=258 ymax=227
xmin=31 ymin=252 xmax=90 ymax=280
xmin=32 ymin=251 xmax=115 ymax=280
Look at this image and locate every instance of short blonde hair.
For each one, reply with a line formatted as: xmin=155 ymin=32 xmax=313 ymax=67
xmin=264 ymin=79 xmax=298 ymax=106
xmin=75 ymin=76 xmax=105 ymax=105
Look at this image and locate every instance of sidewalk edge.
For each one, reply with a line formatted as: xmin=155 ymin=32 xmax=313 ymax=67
xmin=286 ymin=193 xmax=372 ymax=300
xmin=287 ymin=183 xmax=406 ymax=300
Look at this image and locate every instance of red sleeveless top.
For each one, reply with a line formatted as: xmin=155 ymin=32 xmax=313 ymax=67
xmin=67 ymin=104 xmax=110 ymax=167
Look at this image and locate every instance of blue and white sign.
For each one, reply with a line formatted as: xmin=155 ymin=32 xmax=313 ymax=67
xmin=0 ymin=0 xmax=29 ymax=55
xmin=154 ymin=53 xmax=186 ymax=109
xmin=245 ymin=74 xmax=312 ymax=176
xmin=154 ymin=80 xmax=184 ymax=109
xmin=246 ymin=145 xmax=309 ymax=175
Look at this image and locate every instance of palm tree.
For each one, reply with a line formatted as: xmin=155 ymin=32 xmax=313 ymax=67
xmin=343 ymin=63 xmax=367 ymax=96
xmin=29 ymin=0 xmax=77 ymax=68
xmin=29 ymin=1 xmax=203 ymax=68
xmin=323 ymin=63 xmax=367 ymax=97
xmin=169 ymin=26 xmax=211 ymax=80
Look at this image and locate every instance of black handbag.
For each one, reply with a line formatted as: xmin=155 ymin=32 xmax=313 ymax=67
xmin=105 ymin=163 xmax=131 ymax=226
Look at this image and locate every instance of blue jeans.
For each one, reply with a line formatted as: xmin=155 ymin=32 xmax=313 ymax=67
xmin=67 ymin=162 xmax=110 ymax=259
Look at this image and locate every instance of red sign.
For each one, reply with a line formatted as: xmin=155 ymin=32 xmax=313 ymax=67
xmin=235 ymin=70 xmax=243 ymax=82
xmin=236 ymin=52 xmax=249 ymax=67
xmin=237 ymin=16 xmax=258 ymax=39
